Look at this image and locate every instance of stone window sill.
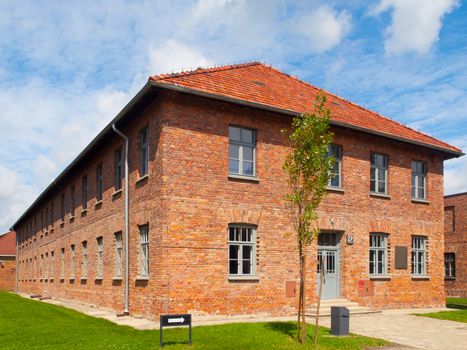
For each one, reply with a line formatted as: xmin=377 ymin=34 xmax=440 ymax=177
xmin=412 ymin=198 xmax=430 ymax=204
xmin=95 ymin=201 xmax=103 ymax=208
xmin=228 ymin=275 xmax=259 ymax=282
xmin=112 ymin=277 xmax=122 ymax=281
xmin=369 ymin=275 xmax=391 ymax=280
xmin=80 ymin=277 xmax=87 ymax=282
xmin=228 ymin=174 xmax=260 ymax=183
xmin=326 ymin=186 xmax=344 ymax=193
xmin=135 ymin=276 xmax=149 ymax=281
xmin=370 ymin=192 xmax=391 ymax=199
xmin=81 ymin=209 xmax=88 ymax=214
xmin=69 ymin=277 xmax=75 ymax=281
xmin=95 ymin=276 xmax=103 ymax=281
xmin=412 ymin=275 xmax=430 ymax=280
xmin=112 ymin=189 xmax=122 ymax=197
xmin=136 ymin=174 xmax=149 ymax=184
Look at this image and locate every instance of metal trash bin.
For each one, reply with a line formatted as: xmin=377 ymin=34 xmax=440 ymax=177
xmin=331 ymin=306 xmax=349 ymax=336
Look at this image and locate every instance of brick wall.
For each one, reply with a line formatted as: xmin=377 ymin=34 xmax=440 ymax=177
xmin=444 ymin=193 xmax=467 ymax=297
xmin=0 ymin=257 xmax=15 ymax=291
xmin=15 ymin=89 xmax=448 ymax=319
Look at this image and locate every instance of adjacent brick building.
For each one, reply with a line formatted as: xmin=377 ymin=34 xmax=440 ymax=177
xmin=444 ymin=192 xmax=467 ymax=297
xmin=0 ymin=231 xmax=16 ymax=291
xmin=12 ymin=63 xmax=463 ymax=319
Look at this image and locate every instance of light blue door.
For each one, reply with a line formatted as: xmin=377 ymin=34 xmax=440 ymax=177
xmin=317 ymin=233 xmax=340 ymax=300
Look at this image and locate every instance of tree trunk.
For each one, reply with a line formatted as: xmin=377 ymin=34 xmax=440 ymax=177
xmin=301 ymin=254 xmax=306 ymax=344
xmin=314 ymin=262 xmax=325 ymax=346
xmin=297 ymin=275 xmax=301 ymax=341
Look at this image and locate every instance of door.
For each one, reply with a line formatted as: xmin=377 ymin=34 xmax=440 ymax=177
xmin=317 ymin=233 xmax=340 ymax=300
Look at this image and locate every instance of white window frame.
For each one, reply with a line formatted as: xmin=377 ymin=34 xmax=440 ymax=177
xmin=228 ymin=224 xmax=256 ymax=277
xmin=370 ymin=153 xmax=388 ymax=194
xmin=97 ymin=237 xmax=104 ymax=278
xmin=81 ymin=241 xmax=88 ymax=279
xmin=327 ymin=144 xmax=342 ymax=188
xmin=115 ymin=232 xmax=123 ymax=278
xmin=411 ymin=236 xmax=427 ymax=276
xmin=412 ymin=160 xmax=427 ymax=200
xmin=444 ymin=253 xmax=456 ymax=278
xmin=369 ymin=233 xmax=388 ymax=276
xmin=228 ymin=126 xmax=256 ymax=177
xmin=139 ymin=225 xmax=149 ymax=276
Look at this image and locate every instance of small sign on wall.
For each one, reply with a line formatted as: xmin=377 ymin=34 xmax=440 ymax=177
xmin=346 ymin=235 xmax=354 ymax=245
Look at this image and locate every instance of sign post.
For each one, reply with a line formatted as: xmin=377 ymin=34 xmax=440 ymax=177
xmin=160 ymin=314 xmax=192 ymax=347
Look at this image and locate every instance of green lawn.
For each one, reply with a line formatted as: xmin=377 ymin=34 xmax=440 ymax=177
xmin=0 ymin=291 xmax=387 ymax=350
xmin=415 ymin=297 xmax=467 ymax=323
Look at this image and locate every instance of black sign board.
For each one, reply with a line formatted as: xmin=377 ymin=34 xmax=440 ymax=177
xmin=160 ymin=314 xmax=192 ymax=347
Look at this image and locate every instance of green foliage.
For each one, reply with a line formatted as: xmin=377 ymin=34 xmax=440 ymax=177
xmin=415 ymin=309 xmax=467 ymax=323
xmin=0 ymin=291 xmax=387 ymax=349
xmin=283 ymin=93 xmax=334 ymax=249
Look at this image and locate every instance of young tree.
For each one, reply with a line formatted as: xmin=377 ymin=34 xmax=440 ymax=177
xmin=283 ymin=93 xmax=334 ymax=344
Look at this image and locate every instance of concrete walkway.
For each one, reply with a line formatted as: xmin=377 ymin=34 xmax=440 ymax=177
xmin=18 ymin=293 xmax=466 ymax=349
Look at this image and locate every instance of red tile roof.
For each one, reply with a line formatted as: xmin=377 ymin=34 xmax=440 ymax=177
xmin=0 ymin=231 xmax=16 ymax=256
xmin=150 ymin=62 xmax=461 ymax=155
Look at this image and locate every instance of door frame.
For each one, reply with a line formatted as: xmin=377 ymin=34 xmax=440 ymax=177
xmin=317 ymin=231 xmax=342 ymax=300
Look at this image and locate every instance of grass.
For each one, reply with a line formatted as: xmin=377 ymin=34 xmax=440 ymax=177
xmin=0 ymin=291 xmax=387 ymax=350
xmin=415 ymin=297 xmax=467 ymax=324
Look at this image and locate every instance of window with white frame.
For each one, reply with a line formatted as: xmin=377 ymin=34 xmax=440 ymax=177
xmin=70 ymin=245 xmax=75 ymax=278
xmin=61 ymin=248 xmax=65 ymax=279
xmin=370 ymin=153 xmax=388 ymax=194
xmin=97 ymin=237 xmax=103 ymax=278
xmin=96 ymin=163 xmax=103 ymax=202
xmin=411 ymin=237 xmax=427 ymax=276
xmin=115 ymin=232 xmax=123 ymax=278
xmin=228 ymin=224 xmax=256 ymax=276
xmin=412 ymin=161 xmax=426 ymax=200
xmin=139 ymin=127 xmax=149 ymax=176
xmin=229 ymin=126 xmax=256 ymax=177
xmin=369 ymin=233 xmax=388 ymax=276
xmin=139 ymin=225 xmax=149 ymax=276
xmin=444 ymin=253 xmax=456 ymax=278
xmin=81 ymin=241 xmax=88 ymax=278
xmin=327 ymin=144 xmax=342 ymax=188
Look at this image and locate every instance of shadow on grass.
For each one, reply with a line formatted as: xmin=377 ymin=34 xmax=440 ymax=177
xmin=264 ymin=322 xmax=316 ymax=342
xmin=447 ymin=303 xmax=467 ymax=310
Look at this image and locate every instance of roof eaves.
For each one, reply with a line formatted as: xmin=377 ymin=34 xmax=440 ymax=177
xmin=150 ymin=81 xmax=463 ymax=158
xmin=10 ymin=82 xmax=154 ymax=231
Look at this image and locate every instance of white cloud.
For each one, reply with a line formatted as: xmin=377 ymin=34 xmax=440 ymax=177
xmin=294 ymin=6 xmax=352 ymax=53
xmin=372 ymin=0 xmax=459 ymax=54
xmin=147 ymin=39 xmax=213 ymax=75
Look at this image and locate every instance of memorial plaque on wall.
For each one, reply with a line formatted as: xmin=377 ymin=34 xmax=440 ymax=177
xmin=395 ymin=246 xmax=408 ymax=269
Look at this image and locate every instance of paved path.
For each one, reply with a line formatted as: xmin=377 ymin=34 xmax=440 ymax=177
xmin=319 ymin=308 xmax=467 ymax=350
xmin=18 ymin=293 xmax=466 ymax=349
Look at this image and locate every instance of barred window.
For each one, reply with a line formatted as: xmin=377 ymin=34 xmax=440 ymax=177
xmin=327 ymin=144 xmax=342 ymax=188
xmin=444 ymin=253 xmax=456 ymax=278
xmin=228 ymin=225 xmax=256 ymax=276
xmin=139 ymin=225 xmax=149 ymax=276
xmin=370 ymin=153 xmax=388 ymax=194
xmin=369 ymin=233 xmax=388 ymax=276
xmin=412 ymin=237 xmax=427 ymax=276
xmin=229 ymin=126 xmax=256 ymax=177
xmin=115 ymin=232 xmax=123 ymax=278
xmin=97 ymin=237 xmax=103 ymax=278
xmin=412 ymin=161 xmax=427 ymax=199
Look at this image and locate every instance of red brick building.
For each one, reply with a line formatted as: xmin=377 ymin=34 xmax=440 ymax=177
xmin=0 ymin=231 xmax=16 ymax=291
xmin=444 ymin=192 xmax=467 ymax=297
xmin=12 ymin=63 xmax=463 ymax=319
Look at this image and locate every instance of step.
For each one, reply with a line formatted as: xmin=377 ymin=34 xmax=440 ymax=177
xmin=305 ymin=299 xmax=381 ymax=317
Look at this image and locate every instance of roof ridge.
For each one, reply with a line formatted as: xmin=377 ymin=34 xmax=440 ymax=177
xmin=262 ymin=64 xmax=461 ymax=152
xmin=149 ymin=61 xmax=262 ymax=81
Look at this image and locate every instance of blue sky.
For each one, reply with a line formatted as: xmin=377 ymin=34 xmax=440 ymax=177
xmin=0 ymin=0 xmax=466 ymax=233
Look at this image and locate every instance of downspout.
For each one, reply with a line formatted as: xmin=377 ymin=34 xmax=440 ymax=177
xmin=112 ymin=124 xmax=130 ymax=315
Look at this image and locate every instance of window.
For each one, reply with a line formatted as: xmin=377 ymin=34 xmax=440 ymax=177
xmin=115 ymin=232 xmax=123 ymax=278
xmin=96 ymin=163 xmax=103 ymax=202
xmin=50 ymin=201 xmax=54 ymax=228
xmin=51 ymin=251 xmax=54 ymax=279
xmin=81 ymin=241 xmax=88 ymax=279
xmin=370 ymin=153 xmax=388 ymax=194
xmin=139 ymin=225 xmax=149 ymax=276
xmin=444 ymin=253 xmax=456 ymax=278
xmin=70 ymin=185 xmax=76 ymax=217
xmin=45 ymin=207 xmax=49 ymax=230
xmin=40 ymin=254 xmax=43 ymax=279
xmin=411 ymin=237 xmax=427 ymax=276
xmin=70 ymin=245 xmax=75 ymax=278
xmin=412 ymin=161 xmax=426 ymax=199
xmin=115 ymin=148 xmax=123 ymax=191
xmin=229 ymin=126 xmax=256 ymax=177
xmin=97 ymin=237 xmax=103 ymax=278
xmin=82 ymin=175 xmax=88 ymax=209
xmin=369 ymin=233 xmax=388 ymax=276
xmin=60 ymin=193 xmax=65 ymax=222
xmin=228 ymin=225 xmax=256 ymax=276
xmin=327 ymin=144 xmax=342 ymax=188
xmin=60 ymin=248 xmax=65 ymax=279
xmin=44 ymin=252 xmax=48 ymax=279
xmin=139 ymin=127 xmax=149 ymax=176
